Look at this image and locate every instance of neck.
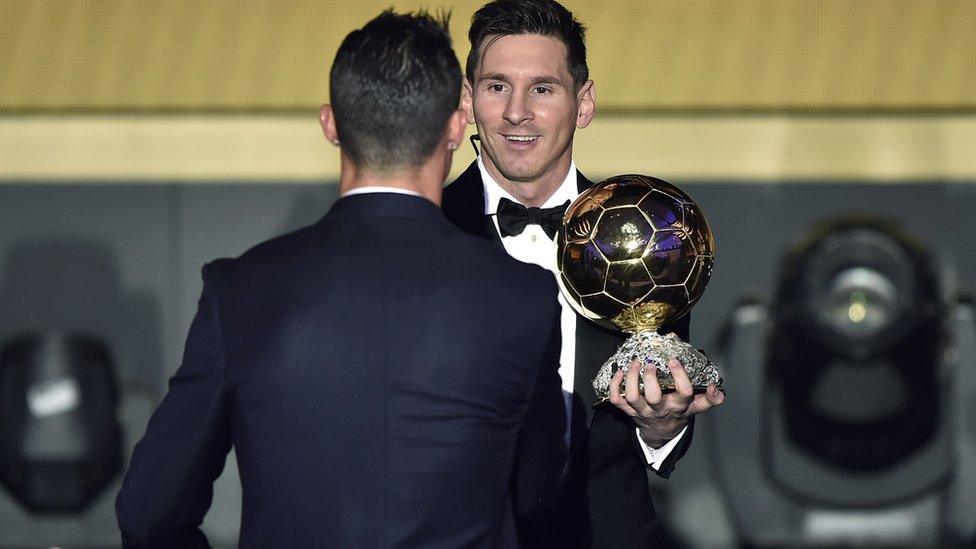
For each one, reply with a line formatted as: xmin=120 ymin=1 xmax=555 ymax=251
xmin=338 ymin=154 xmax=446 ymax=207
xmin=481 ymin=152 xmax=572 ymax=208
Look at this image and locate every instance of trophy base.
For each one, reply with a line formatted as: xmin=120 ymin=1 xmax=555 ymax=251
xmin=592 ymin=331 xmax=723 ymax=404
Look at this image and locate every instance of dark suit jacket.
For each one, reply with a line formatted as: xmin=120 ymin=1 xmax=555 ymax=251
xmin=116 ymin=193 xmax=567 ymax=549
xmin=443 ymin=162 xmax=695 ymax=549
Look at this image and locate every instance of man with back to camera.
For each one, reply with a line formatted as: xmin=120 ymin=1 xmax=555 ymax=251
xmin=116 ymin=10 xmax=568 ymax=548
xmin=442 ymin=1 xmax=726 ymax=547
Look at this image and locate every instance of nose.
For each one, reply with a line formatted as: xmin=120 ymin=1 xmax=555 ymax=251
xmin=503 ymin=89 xmax=533 ymax=126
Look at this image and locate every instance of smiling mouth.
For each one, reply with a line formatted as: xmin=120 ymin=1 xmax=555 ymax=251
xmin=504 ymin=135 xmax=540 ymax=142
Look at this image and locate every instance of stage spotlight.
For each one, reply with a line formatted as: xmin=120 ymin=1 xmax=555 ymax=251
xmin=0 ymin=332 xmax=122 ymax=513
xmin=787 ymin=219 xmax=938 ymax=359
xmin=771 ymin=218 xmax=942 ymax=475
xmin=712 ymin=217 xmax=976 ymax=547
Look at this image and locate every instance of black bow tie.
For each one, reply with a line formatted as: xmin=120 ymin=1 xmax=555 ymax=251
xmin=496 ymin=197 xmax=570 ymax=240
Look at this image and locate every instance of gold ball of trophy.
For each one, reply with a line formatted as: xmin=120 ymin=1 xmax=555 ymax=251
xmin=555 ymin=174 xmax=723 ymax=402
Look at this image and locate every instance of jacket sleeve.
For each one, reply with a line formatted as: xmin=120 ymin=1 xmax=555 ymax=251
xmin=116 ymin=265 xmax=232 ymax=548
xmin=648 ymin=417 xmax=695 ymax=479
xmin=511 ymin=301 xmax=568 ymax=517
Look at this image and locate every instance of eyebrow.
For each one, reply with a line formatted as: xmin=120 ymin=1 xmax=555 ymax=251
xmin=478 ymin=73 xmax=567 ymax=87
xmin=477 ymin=73 xmax=510 ymax=83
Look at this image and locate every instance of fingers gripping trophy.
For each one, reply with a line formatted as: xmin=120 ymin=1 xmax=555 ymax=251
xmin=556 ymin=175 xmax=724 ymax=402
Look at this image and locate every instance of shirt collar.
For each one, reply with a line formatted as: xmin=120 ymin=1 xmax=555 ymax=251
xmin=478 ymin=156 xmax=579 ymax=215
xmin=341 ymin=186 xmax=423 ymax=198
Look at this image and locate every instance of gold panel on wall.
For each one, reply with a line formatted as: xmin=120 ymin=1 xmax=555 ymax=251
xmin=1 ymin=0 xmax=974 ymax=112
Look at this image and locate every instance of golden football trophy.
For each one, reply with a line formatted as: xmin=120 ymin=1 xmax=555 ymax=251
xmin=556 ymin=175 xmax=723 ymax=402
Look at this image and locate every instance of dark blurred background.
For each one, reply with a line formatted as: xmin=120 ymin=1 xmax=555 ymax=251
xmin=1 ymin=1 xmax=975 ymax=547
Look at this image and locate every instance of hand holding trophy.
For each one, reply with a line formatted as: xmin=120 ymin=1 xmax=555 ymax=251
xmin=556 ymin=175 xmax=723 ymax=402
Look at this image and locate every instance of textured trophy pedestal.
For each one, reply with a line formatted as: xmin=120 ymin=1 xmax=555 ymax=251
xmin=592 ymin=331 xmax=723 ymax=403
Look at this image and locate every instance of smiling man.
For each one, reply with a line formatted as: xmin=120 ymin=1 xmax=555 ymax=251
xmin=442 ymin=1 xmax=725 ymax=548
xmin=464 ymin=31 xmax=589 ymax=206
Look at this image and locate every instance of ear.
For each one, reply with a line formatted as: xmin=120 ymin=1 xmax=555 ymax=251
xmin=319 ymin=104 xmax=340 ymax=146
xmin=446 ymin=108 xmax=467 ymax=149
xmin=460 ymin=79 xmax=476 ymax=126
xmin=576 ymin=80 xmax=596 ymax=129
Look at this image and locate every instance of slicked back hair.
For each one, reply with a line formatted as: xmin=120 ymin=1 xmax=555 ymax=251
xmin=466 ymin=0 xmax=588 ymax=89
xmin=330 ymin=10 xmax=461 ymax=172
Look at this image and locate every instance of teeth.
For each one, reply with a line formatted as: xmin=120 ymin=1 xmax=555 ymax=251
xmin=507 ymin=136 xmax=538 ymax=142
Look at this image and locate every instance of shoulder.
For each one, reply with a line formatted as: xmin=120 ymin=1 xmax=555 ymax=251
xmin=442 ymin=161 xmax=482 ymax=204
xmin=450 ymin=231 xmax=558 ymax=311
xmin=576 ymin=169 xmax=595 ymax=193
xmin=201 ymin=222 xmax=321 ymax=287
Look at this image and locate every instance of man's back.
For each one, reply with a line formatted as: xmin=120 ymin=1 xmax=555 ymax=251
xmin=117 ymin=193 xmax=566 ymax=548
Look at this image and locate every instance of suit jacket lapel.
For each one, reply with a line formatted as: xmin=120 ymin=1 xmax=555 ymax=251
xmin=441 ymin=162 xmax=503 ymax=246
xmin=575 ymin=319 xmax=624 ymax=428
xmin=575 ymin=169 xmax=591 ymax=194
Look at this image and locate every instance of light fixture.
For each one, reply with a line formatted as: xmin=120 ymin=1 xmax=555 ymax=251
xmin=0 ymin=332 xmax=122 ymax=513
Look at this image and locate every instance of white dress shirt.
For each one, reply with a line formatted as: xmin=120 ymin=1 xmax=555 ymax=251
xmin=478 ymin=158 xmax=686 ymax=469
xmin=342 ymin=186 xmax=423 ymax=198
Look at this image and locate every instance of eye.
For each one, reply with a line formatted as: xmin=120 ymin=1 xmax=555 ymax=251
xmin=488 ymin=83 xmax=506 ymax=93
xmin=533 ymin=86 xmax=553 ymax=95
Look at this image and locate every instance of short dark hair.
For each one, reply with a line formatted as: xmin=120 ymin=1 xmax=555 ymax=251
xmin=466 ymin=0 xmax=588 ymax=89
xmin=330 ymin=10 xmax=461 ymax=171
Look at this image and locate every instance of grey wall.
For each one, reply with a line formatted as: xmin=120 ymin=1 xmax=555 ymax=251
xmin=0 ymin=184 xmax=338 ymax=548
xmin=0 ymin=182 xmax=972 ymax=547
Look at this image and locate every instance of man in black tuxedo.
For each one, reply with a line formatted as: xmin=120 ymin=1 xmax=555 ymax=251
xmin=442 ymin=1 xmax=725 ymax=547
xmin=116 ymin=10 xmax=567 ymax=548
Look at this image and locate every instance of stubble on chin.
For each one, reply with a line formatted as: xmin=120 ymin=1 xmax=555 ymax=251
xmin=485 ymin=149 xmax=538 ymax=184
xmin=498 ymin=162 xmax=544 ymax=185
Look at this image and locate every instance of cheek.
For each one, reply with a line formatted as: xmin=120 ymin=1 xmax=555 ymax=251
xmin=538 ymin=103 xmax=576 ymax=133
xmin=473 ymin=96 xmax=504 ymax=124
